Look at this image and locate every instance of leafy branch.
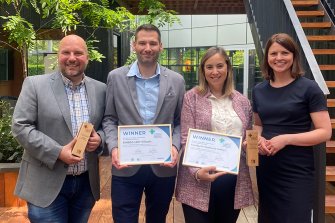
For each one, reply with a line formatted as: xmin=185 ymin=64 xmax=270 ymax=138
xmin=0 ymin=0 xmax=135 ymax=78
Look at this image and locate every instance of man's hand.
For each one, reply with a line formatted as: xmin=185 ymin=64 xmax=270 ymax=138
xmin=59 ymin=138 xmax=82 ymax=164
xmin=86 ymin=129 xmax=101 ymax=152
xmin=111 ymin=148 xmax=130 ymax=170
xmin=162 ymin=146 xmax=178 ymax=168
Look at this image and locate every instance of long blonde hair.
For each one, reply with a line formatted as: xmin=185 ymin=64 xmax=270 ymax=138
xmin=197 ymin=46 xmax=234 ymax=97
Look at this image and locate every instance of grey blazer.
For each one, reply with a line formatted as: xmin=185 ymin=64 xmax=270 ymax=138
xmin=103 ymin=64 xmax=185 ymax=177
xmin=12 ymin=72 xmax=106 ymax=207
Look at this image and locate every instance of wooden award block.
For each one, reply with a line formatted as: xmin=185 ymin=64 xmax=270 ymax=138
xmin=246 ymin=130 xmax=259 ymax=166
xmin=72 ymin=122 xmax=93 ymax=158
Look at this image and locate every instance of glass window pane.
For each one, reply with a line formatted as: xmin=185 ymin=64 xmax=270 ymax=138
xmin=227 ymin=50 xmax=244 ymax=94
xmin=159 ymin=49 xmax=168 ymax=66
xmin=248 ymin=49 xmax=262 ymax=98
xmin=28 ymin=40 xmax=59 ymax=76
xmin=113 ymin=34 xmax=119 ymax=69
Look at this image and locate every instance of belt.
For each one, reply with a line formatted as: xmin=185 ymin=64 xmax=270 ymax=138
xmin=66 ymin=171 xmax=88 ymax=178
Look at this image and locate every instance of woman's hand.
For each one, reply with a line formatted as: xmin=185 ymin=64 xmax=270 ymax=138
xmin=195 ymin=166 xmax=226 ymax=182
xmin=258 ymin=136 xmax=271 ymax=156
xmin=266 ymin=135 xmax=289 ymax=156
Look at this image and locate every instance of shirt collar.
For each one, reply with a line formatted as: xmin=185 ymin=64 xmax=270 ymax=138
xmin=61 ymin=73 xmax=86 ymax=89
xmin=205 ymin=89 xmax=235 ymax=100
xmin=127 ymin=60 xmax=161 ymax=79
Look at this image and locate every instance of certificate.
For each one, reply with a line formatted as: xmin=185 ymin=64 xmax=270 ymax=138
xmin=182 ymin=128 xmax=242 ymax=174
xmin=118 ymin=124 xmax=172 ymax=165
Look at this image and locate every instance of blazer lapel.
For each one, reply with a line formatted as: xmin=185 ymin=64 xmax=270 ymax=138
xmin=51 ymin=72 xmax=73 ymax=134
xmin=85 ymin=78 xmax=96 ymax=124
xmin=127 ymin=75 xmax=142 ymax=117
xmin=153 ymin=66 xmax=168 ymax=122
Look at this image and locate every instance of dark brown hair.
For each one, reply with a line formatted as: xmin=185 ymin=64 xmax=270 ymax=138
xmin=262 ymin=33 xmax=304 ymax=81
xmin=134 ymin=24 xmax=161 ymax=43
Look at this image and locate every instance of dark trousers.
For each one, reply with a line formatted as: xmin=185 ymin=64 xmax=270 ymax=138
xmin=182 ymin=174 xmax=240 ymax=223
xmin=28 ymin=171 xmax=95 ymax=223
xmin=111 ymin=165 xmax=176 ymax=223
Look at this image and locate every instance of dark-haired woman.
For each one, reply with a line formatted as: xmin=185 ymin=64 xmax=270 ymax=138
xmin=252 ymin=33 xmax=331 ymax=223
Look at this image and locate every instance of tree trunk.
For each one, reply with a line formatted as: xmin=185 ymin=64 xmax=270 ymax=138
xmin=21 ymin=48 xmax=27 ymax=79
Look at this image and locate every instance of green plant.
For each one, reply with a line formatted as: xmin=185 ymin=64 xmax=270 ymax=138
xmin=0 ymin=0 xmax=135 ymax=78
xmin=125 ymin=0 xmax=181 ymax=65
xmin=0 ymin=100 xmax=23 ymax=163
xmin=28 ymin=64 xmax=45 ymax=76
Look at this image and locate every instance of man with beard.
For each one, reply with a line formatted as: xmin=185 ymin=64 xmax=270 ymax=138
xmin=103 ymin=24 xmax=185 ymax=223
xmin=12 ymin=35 xmax=106 ymax=223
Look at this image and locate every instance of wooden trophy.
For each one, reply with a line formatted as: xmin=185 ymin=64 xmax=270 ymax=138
xmin=72 ymin=122 xmax=94 ymax=158
xmin=246 ymin=130 xmax=259 ymax=166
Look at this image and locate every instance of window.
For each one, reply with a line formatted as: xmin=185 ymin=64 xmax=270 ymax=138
xmin=28 ymin=40 xmax=59 ymax=76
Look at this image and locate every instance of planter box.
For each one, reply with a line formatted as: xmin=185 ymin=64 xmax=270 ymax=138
xmin=0 ymin=163 xmax=26 ymax=207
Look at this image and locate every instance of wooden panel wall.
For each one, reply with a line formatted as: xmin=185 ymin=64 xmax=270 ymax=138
xmin=0 ymin=172 xmax=26 ymax=207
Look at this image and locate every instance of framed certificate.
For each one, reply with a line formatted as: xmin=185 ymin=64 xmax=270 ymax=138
xmin=182 ymin=128 xmax=242 ymax=174
xmin=118 ymin=124 xmax=172 ymax=165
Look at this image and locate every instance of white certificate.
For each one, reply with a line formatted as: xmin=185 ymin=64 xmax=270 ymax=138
xmin=182 ymin=128 xmax=242 ymax=174
xmin=118 ymin=124 xmax=172 ymax=165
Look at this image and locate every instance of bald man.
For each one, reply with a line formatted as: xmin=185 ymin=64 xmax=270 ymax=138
xmin=12 ymin=35 xmax=106 ymax=223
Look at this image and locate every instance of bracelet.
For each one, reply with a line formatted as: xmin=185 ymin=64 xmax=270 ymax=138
xmin=195 ymin=169 xmax=201 ymax=182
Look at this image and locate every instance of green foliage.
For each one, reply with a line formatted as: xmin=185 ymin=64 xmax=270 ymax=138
xmin=0 ymin=0 xmax=135 ymax=71
xmin=29 ymin=0 xmax=40 ymax=14
xmin=100 ymin=0 xmax=109 ymax=8
xmin=0 ymin=15 xmax=35 ymax=51
xmin=125 ymin=52 xmax=137 ymax=65
xmin=125 ymin=0 xmax=180 ymax=65
xmin=0 ymin=101 xmax=23 ymax=163
xmin=87 ymin=39 xmax=105 ymax=62
xmin=231 ymin=50 xmax=244 ymax=67
xmin=1 ymin=0 xmax=179 ymax=71
xmin=80 ymin=3 xmax=135 ymax=31
xmin=137 ymin=0 xmax=180 ymax=28
xmin=28 ymin=64 xmax=45 ymax=76
xmin=53 ymin=7 xmax=80 ymax=33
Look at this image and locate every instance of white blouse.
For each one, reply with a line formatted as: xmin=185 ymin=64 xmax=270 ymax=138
xmin=208 ymin=94 xmax=243 ymax=136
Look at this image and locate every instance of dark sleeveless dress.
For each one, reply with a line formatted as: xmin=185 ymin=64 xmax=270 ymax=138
xmin=252 ymin=77 xmax=327 ymax=223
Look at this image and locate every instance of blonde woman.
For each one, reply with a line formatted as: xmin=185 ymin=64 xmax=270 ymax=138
xmin=175 ymin=47 xmax=255 ymax=223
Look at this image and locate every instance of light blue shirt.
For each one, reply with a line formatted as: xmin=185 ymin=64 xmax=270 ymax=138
xmin=127 ymin=61 xmax=160 ymax=124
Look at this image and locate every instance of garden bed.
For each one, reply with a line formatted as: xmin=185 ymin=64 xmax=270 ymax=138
xmin=0 ymin=163 xmax=26 ymax=207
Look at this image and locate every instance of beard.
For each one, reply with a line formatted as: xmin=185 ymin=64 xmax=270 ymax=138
xmin=137 ymin=53 xmax=159 ymax=65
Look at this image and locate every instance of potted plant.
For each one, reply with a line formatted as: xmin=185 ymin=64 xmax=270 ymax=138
xmin=0 ymin=99 xmax=25 ymax=207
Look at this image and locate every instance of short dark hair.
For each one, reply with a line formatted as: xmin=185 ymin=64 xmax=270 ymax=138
xmin=262 ymin=33 xmax=304 ymax=81
xmin=134 ymin=24 xmax=161 ymax=42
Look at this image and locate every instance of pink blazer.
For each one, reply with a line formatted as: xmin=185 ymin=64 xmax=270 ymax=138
xmin=175 ymin=88 xmax=255 ymax=211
